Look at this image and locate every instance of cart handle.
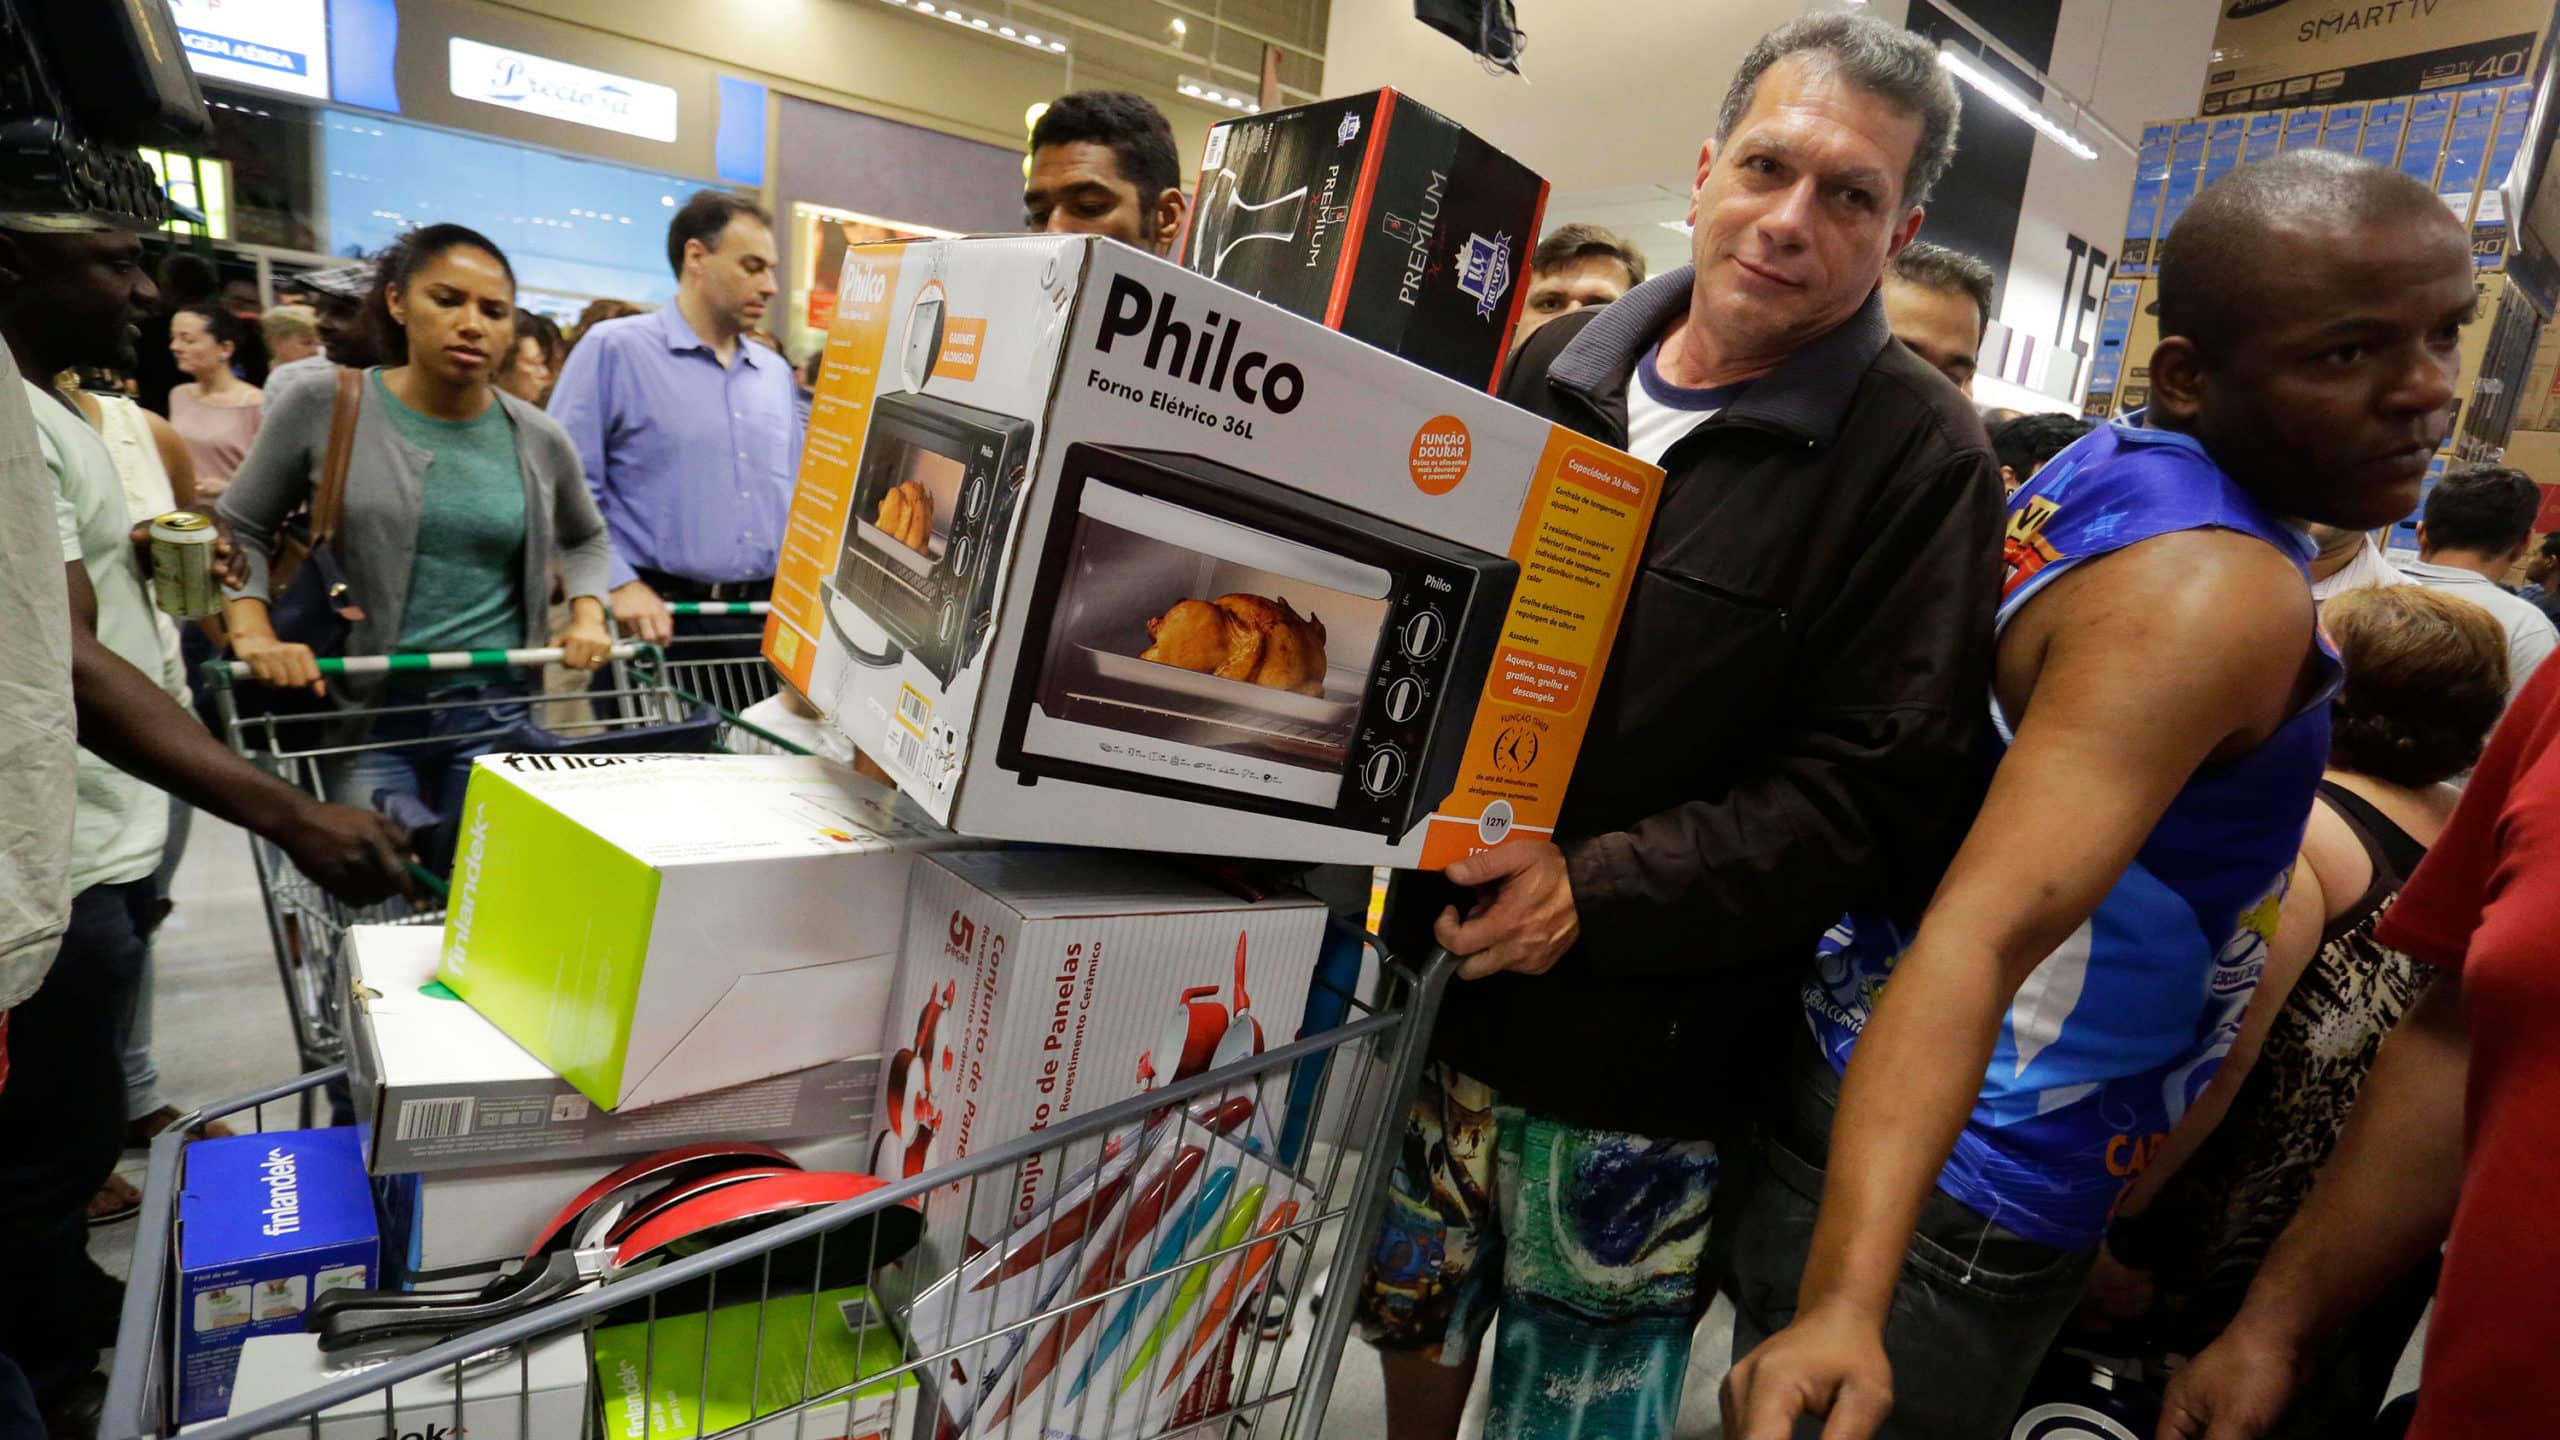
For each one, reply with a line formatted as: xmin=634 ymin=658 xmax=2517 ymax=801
xmin=661 ymin=600 xmax=770 ymax=616
xmin=208 ymin=642 xmax=657 ymax=686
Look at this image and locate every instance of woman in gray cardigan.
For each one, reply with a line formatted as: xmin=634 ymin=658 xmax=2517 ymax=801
xmin=219 ymin=224 xmax=615 ymax=818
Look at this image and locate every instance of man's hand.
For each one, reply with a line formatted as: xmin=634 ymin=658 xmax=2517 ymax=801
xmin=274 ymin=798 xmax=415 ymax=906
xmin=1722 ymin=1305 xmax=1893 ymax=1440
xmin=609 ymin=579 xmax=673 ymax=645
xmin=1433 ymin=838 xmax=1579 ymax=980
xmin=2156 ymin=1320 xmax=2305 ymax=1440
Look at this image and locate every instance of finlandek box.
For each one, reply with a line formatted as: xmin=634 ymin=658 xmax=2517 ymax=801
xmin=176 ymin=1129 xmax=377 ymax=1424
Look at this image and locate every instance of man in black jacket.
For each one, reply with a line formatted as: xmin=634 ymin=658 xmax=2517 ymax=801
xmin=1352 ymin=13 xmax=2004 ymax=1440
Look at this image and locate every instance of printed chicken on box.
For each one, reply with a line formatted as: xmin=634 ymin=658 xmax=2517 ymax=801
xmin=873 ymin=850 xmax=1323 ymax=1274
xmin=761 ymin=234 xmax=1661 ymax=869
xmin=433 ymin=753 xmax=973 ymax=1112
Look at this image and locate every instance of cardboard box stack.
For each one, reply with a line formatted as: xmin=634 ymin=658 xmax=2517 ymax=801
xmin=183 ymin=93 xmax=1664 ymax=1438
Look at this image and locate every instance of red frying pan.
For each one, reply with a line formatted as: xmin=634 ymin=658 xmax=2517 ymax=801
xmin=306 ymin=1150 xmax=918 ymax=1352
xmin=304 ymin=1143 xmax=798 ymax=1349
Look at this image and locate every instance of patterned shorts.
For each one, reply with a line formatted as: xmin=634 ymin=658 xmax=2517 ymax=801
xmin=1353 ymin=1063 xmax=1721 ymax=1440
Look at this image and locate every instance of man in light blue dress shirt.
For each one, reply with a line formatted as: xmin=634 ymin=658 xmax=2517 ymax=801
xmin=548 ymin=191 xmax=802 ymax=654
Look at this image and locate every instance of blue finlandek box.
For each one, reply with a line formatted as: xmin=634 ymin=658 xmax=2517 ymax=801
xmin=176 ymin=1128 xmax=378 ymax=1424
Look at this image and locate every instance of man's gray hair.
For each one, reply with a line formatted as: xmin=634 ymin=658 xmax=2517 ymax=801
xmin=1716 ymin=13 xmax=1962 ymax=207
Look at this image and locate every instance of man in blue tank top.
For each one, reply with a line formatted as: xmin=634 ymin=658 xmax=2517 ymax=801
xmin=1722 ymin=150 xmax=2482 ymax=1439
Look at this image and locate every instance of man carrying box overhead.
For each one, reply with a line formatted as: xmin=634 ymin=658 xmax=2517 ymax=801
xmin=1354 ymin=14 xmax=2004 ymax=1439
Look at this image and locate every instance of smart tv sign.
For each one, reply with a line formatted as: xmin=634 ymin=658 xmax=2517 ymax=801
xmin=165 ymin=0 xmax=331 ymax=101
xmin=448 ymin=36 xmax=680 ymax=144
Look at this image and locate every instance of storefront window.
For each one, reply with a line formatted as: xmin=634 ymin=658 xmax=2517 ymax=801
xmin=324 ymin=112 xmax=721 ymax=307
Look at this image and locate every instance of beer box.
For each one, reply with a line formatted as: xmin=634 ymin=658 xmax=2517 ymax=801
xmin=433 ymin=753 xmax=972 ymax=1111
xmin=763 ymin=234 xmax=1660 ymax=870
xmin=347 ymin=923 xmax=881 ymax=1176
xmin=175 ymin=1130 xmax=377 ymax=1425
xmin=1179 ymin=88 xmax=1548 ymax=391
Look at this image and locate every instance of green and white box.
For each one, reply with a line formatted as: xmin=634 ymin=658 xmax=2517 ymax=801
xmin=436 ymin=753 xmax=971 ymax=1111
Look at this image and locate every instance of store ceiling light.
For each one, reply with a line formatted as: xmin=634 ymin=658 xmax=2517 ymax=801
xmin=1936 ymin=45 xmax=2097 ymax=161
xmin=1177 ymin=75 xmax=1260 ymax=112
xmin=877 ymin=0 xmax=1066 ymax=53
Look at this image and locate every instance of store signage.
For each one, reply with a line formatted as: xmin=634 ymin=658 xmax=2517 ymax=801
xmin=2200 ymin=0 xmax=2545 ymax=114
xmin=164 ymin=0 xmax=331 ymax=101
xmin=446 ymin=37 xmax=679 ymax=143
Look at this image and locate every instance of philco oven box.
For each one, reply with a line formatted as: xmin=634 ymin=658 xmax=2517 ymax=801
xmin=176 ymin=1129 xmax=377 ymax=1425
xmin=762 ymin=234 xmax=1661 ymax=870
xmin=434 ymin=752 xmax=972 ymax=1111
xmin=1179 ymin=88 xmax=1548 ymax=391
xmin=348 ymin=924 xmax=881 ymax=1176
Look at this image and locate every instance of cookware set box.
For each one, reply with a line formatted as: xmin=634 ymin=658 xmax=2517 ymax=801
xmin=762 ymin=234 xmax=1663 ymax=872
xmin=872 ymin=849 xmax=1324 ymax=1269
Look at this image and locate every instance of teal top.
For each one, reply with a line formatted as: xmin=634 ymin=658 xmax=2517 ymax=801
xmin=376 ymin=371 xmax=527 ymax=674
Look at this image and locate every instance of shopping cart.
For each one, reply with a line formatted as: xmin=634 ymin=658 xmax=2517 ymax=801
xmin=206 ymin=627 xmax=800 ymax=1077
xmin=102 ymin=924 xmax=1456 ymax=1440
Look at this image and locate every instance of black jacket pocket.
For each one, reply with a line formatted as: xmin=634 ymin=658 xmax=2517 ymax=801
xmin=1589 ymin=568 xmax=1789 ymax=772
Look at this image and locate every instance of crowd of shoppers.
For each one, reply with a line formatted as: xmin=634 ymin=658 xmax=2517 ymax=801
xmin=3 ymin=21 xmax=2559 ymax=1440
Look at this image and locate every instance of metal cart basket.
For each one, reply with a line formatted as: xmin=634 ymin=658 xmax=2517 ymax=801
xmin=103 ymin=926 xmax=1456 ymax=1440
xmin=206 ymin=616 xmax=799 ymax=1076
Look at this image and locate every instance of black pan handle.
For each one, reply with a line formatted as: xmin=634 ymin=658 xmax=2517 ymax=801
xmin=306 ymin=1251 xmax=587 ymax=1353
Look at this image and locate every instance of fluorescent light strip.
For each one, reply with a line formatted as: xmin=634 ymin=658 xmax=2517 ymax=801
xmin=880 ymin=0 xmax=1066 ymax=53
xmin=1937 ymin=47 xmax=2096 ymax=161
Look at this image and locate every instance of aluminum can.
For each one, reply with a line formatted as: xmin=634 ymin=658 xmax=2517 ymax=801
xmin=149 ymin=511 xmax=221 ymax=618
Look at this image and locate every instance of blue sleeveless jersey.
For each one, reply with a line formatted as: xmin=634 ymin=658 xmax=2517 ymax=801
xmin=1802 ymin=416 xmax=2338 ymax=1250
